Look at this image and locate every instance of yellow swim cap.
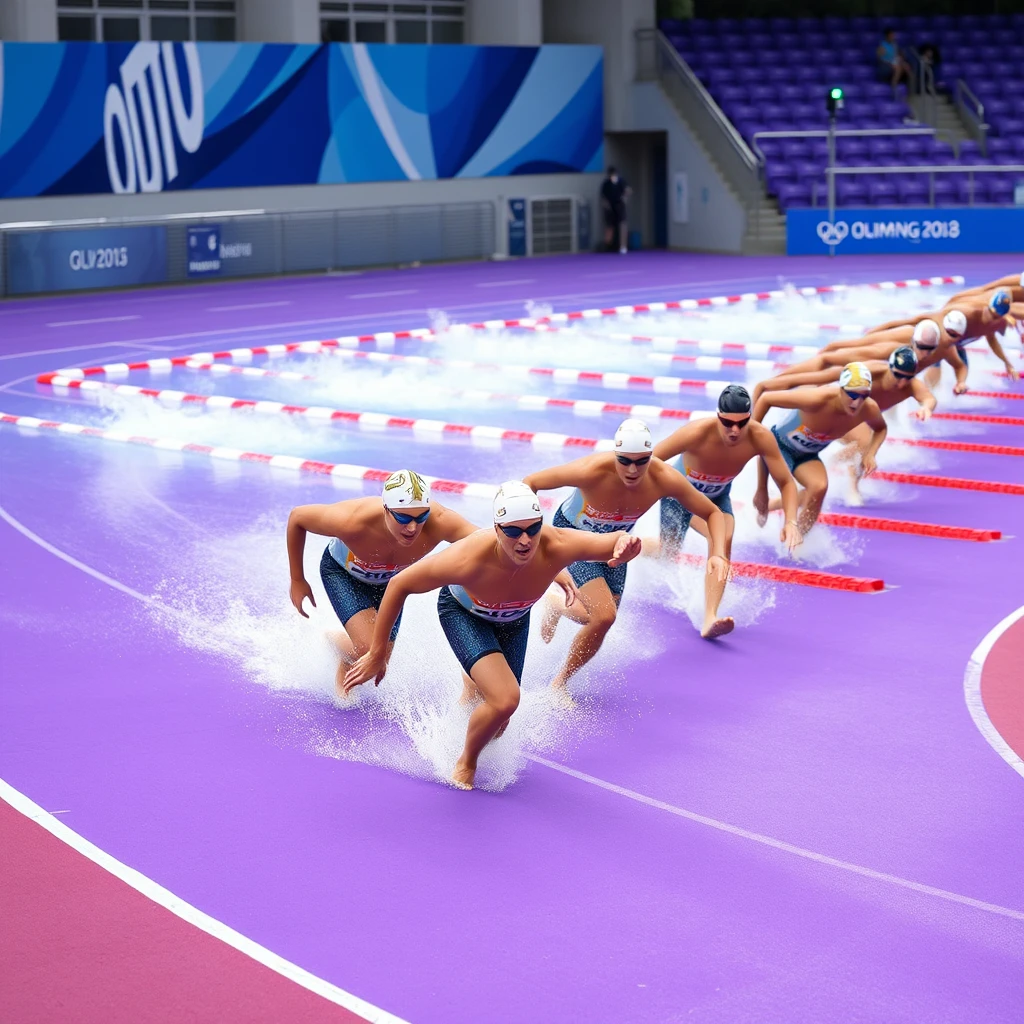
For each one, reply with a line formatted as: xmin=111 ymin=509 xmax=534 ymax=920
xmin=839 ymin=361 xmax=872 ymax=393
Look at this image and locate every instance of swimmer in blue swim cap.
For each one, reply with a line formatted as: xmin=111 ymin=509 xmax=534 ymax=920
xmin=344 ymin=481 xmax=642 ymax=789
xmin=523 ymin=419 xmax=729 ymax=692
xmin=652 ymin=385 xmax=801 ymax=640
xmin=287 ymin=470 xmax=479 ymax=697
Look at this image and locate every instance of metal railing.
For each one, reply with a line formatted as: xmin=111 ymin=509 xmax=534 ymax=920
xmin=955 ymin=79 xmax=989 ymax=154
xmin=635 ymin=28 xmax=762 ymax=227
xmin=825 ymin=163 xmax=1024 ymax=219
xmin=907 ymin=47 xmax=938 ymax=129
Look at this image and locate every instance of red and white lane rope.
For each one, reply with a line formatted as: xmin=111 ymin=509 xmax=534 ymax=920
xmin=872 ymin=470 xmax=1024 ymax=495
xmin=0 ymin=411 xmax=885 ymax=594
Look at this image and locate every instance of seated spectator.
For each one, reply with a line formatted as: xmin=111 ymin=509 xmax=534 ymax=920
xmin=877 ymin=28 xmax=912 ymax=92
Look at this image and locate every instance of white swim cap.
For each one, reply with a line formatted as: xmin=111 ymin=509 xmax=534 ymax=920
xmin=1018 ymin=271 xmax=1024 ymax=287
xmin=943 ymin=309 xmax=968 ymax=340
xmin=382 ymin=469 xmax=431 ymax=510
xmin=493 ymin=480 xmax=541 ymax=524
xmin=839 ymin=361 xmax=872 ymax=393
xmin=613 ymin=418 xmax=653 ymax=454
xmin=912 ymin=319 xmax=941 ymax=350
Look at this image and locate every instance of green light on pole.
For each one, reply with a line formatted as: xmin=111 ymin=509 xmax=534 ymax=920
xmin=831 ymin=87 xmax=843 ymax=101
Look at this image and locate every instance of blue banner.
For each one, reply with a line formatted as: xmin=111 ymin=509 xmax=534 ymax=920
xmin=187 ymin=224 xmax=221 ymax=276
xmin=508 ymin=198 xmax=527 ymax=257
xmin=787 ymin=207 xmax=1024 ymax=255
xmin=0 ymin=41 xmax=603 ymax=198
xmin=6 ymin=225 xmax=168 ymax=295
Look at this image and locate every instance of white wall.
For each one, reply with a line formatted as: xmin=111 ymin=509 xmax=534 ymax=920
xmin=467 ymin=0 xmax=541 ymax=46
xmin=0 ymin=172 xmax=603 ymax=257
xmin=543 ymin=0 xmax=654 ymax=131
xmin=630 ymin=81 xmax=745 ymax=253
xmin=239 ymin=0 xmax=319 ymax=44
xmin=0 ymin=0 xmax=57 ymax=41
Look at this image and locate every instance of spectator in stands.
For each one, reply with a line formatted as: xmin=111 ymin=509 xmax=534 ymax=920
xmin=877 ymin=28 xmax=913 ymax=92
xmin=600 ymin=167 xmax=631 ymax=254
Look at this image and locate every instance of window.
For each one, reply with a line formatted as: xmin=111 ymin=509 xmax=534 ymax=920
xmin=319 ymin=1 xmax=463 ymax=44
xmin=56 ymin=0 xmax=236 ymax=42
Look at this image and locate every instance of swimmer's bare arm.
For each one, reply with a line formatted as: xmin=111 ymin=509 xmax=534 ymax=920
xmin=654 ymin=464 xmax=729 ymax=580
xmin=979 ymin=330 xmax=1019 ymax=381
xmin=431 ymin=503 xmax=483 ymax=543
xmin=869 ymin=313 xmax=924 ymax=333
xmin=860 ymin=401 xmax=888 ymax=475
xmin=287 ymin=502 xmax=351 ymax=617
xmin=344 ymin=535 xmax=486 ymax=690
xmin=549 ymin=527 xmax=642 ymax=571
xmin=750 ymin=423 xmax=802 ymax=550
xmin=908 ymin=377 xmax=937 ymax=420
xmin=944 ymin=345 xmax=969 ymax=394
xmin=753 ymin=386 xmax=828 ymax=422
xmin=523 ymin=457 xmax=603 ymax=493
xmin=652 ymin=420 xmax=705 ymax=462
xmin=752 ymin=366 xmax=841 ymax=403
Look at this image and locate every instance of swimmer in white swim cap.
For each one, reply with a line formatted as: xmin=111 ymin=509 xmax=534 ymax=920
xmin=523 ymin=419 xmax=728 ymax=692
xmin=287 ymin=469 xmax=478 ymax=697
xmin=344 ymin=480 xmax=642 ymax=789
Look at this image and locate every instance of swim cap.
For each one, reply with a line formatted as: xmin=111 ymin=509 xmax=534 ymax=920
xmin=613 ymin=418 xmax=654 ymax=454
xmin=840 ymin=362 xmax=873 ymax=393
xmin=888 ymin=346 xmax=918 ymax=376
xmin=912 ymin=319 xmax=941 ymax=350
xmin=1019 ymin=271 xmax=1024 ymax=288
xmin=493 ymin=481 xmax=542 ymax=525
xmin=382 ymin=469 xmax=431 ymax=510
xmin=989 ymin=289 xmax=1012 ymax=317
xmin=717 ymin=384 xmax=752 ymax=414
xmin=943 ymin=309 xmax=968 ymax=340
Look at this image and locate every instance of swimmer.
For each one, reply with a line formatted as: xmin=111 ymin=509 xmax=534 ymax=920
xmin=949 ymin=271 xmax=1024 ymax=308
xmin=753 ymin=362 xmax=887 ymax=532
xmin=923 ymin=295 xmax=1021 ymax=390
xmin=343 ymin=481 xmax=642 ymax=790
xmin=523 ymin=418 xmax=729 ymax=686
xmin=652 ymin=385 xmax=801 ymax=641
xmin=286 ymin=469 xmax=478 ymax=697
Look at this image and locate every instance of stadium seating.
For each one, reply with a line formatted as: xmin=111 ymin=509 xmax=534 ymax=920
xmin=658 ymin=14 xmax=1024 ymax=209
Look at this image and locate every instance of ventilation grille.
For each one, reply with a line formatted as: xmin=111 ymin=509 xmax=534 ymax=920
xmin=529 ymin=197 xmax=574 ymax=255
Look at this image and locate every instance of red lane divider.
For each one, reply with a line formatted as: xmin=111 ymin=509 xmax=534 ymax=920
xmin=932 ymin=411 xmax=1024 ymax=427
xmin=889 ymin=438 xmax=1024 ymax=457
xmin=815 ymin=512 xmax=1001 ymax=542
xmin=872 ymin=471 xmax=1024 ymax=495
xmin=677 ymin=553 xmax=884 ymax=593
xmin=964 ymin=390 xmax=1024 ymax=400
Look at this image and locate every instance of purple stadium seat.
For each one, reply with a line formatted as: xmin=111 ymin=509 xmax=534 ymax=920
xmin=757 ymin=138 xmax=785 ymax=159
xmin=955 ymin=177 xmax=983 ymax=204
xmin=997 ymin=119 xmax=1024 ymax=138
xmin=737 ymin=66 xmax=763 ymax=83
xmin=794 ymin=158 xmax=825 ymax=178
xmin=896 ymin=178 xmax=930 ymax=205
xmin=758 ymin=51 xmax=786 ymax=67
xmin=776 ymin=181 xmax=812 ymax=209
xmin=985 ymin=178 xmax=1016 ymax=204
xmin=897 ymin=136 xmax=927 ymax=159
xmin=763 ymin=66 xmax=792 ymax=82
xmin=868 ymin=180 xmax=899 ymax=206
xmin=931 ymin=178 xmax=957 ymax=205
xmin=837 ymin=178 xmax=869 ymax=206
xmin=774 ymin=31 xmax=801 ymax=49
xmin=748 ymin=32 xmax=774 ymax=49
xmin=780 ymin=139 xmax=813 ymax=161
xmin=959 ymin=140 xmax=983 ymax=162
xmin=777 ymin=84 xmax=807 ymax=103
xmin=802 ymin=32 xmax=828 ymax=48
xmin=836 ymin=136 xmax=870 ymax=160
xmin=987 ymin=137 xmax=1014 ymax=158
xmin=868 ymin=137 xmax=899 ymax=160
xmin=748 ymin=84 xmax=777 ymax=103
xmin=718 ymin=84 xmax=747 ymax=104
xmin=760 ymin=103 xmax=788 ymax=122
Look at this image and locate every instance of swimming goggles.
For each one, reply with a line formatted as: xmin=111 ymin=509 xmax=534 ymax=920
xmin=718 ymin=414 xmax=750 ymax=429
xmin=388 ymin=507 xmax=431 ymax=525
xmin=842 ymin=388 xmax=869 ymax=402
xmin=615 ymin=454 xmax=652 ymax=467
xmin=892 ymin=369 xmax=915 ymax=380
xmin=498 ymin=520 xmax=544 ymax=539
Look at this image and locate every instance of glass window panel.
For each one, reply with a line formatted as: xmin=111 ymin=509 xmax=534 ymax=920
xmin=102 ymin=16 xmax=141 ymax=40
xmin=151 ymin=15 xmax=190 ymax=40
xmin=430 ymin=4 xmax=463 ymax=14
xmin=354 ymin=20 xmax=387 ymax=42
xmin=394 ymin=4 xmax=427 ymax=12
xmin=98 ymin=0 xmax=143 ymax=8
xmin=395 ymin=19 xmax=426 ymax=42
xmin=195 ymin=15 xmax=235 ymax=40
xmin=353 ymin=3 xmax=387 ymax=11
xmin=321 ymin=18 xmax=350 ymax=42
xmin=195 ymin=1 xmax=235 ymax=10
xmin=57 ymin=15 xmax=96 ymax=40
xmin=320 ymin=3 xmax=350 ymax=12
xmin=150 ymin=1 xmax=190 ymax=9
xmin=430 ymin=19 xmax=462 ymax=43
xmin=57 ymin=1 xmax=94 ymax=9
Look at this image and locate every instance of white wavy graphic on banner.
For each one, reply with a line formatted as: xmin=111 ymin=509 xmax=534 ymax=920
xmin=351 ymin=43 xmax=421 ymax=181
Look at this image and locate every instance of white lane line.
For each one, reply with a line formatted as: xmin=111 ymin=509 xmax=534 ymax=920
xmin=963 ymin=604 xmax=1024 ymax=780
xmin=475 ymin=278 xmax=537 ymax=288
xmin=583 ymin=270 xmax=644 ymax=278
xmin=348 ymin=289 xmax=420 ymax=299
xmin=207 ymin=301 xmax=293 ymax=313
xmin=528 ymin=755 xmax=1024 ymax=922
xmin=46 ymin=315 xmax=141 ymax=328
xmin=0 ymin=342 xmax=144 ymax=362
xmin=0 ymin=503 xmax=408 ymax=1024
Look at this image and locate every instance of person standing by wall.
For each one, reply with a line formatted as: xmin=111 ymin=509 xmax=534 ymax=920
xmin=600 ymin=166 xmax=631 ymax=254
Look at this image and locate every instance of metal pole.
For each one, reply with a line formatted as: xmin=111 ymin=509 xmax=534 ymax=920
xmin=827 ymin=114 xmax=836 ymax=224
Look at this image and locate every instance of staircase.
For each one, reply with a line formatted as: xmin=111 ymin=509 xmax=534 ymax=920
xmin=910 ymin=92 xmax=972 ymax=153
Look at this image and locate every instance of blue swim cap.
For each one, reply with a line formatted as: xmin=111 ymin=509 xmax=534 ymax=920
xmin=989 ymin=289 xmax=1012 ymax=316
xmin=888 ymin=346 xmax=918 ymax=377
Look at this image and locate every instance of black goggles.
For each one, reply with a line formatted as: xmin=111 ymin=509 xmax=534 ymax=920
xmin=388 ymin=507 xmax=431 ymax=525
xmin=498 ymin=520 xmax=543 ymax=539
xmin=615 ymin=454 xmax=651 ymax=467
xmin=718 ymin=414 xmax=750 ymax=429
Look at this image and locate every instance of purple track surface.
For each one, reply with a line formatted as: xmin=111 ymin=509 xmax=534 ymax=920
xmin=2 ymin=252 xmax=1023 ymax=1023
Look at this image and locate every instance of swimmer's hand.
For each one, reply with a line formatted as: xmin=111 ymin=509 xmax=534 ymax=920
xmin=608 ymin=533 xmax=642 ymax=567
xmin=707 ymin=555 xmax=729 ymax=583
xmin=290 ymin=578 xmax=316 ymax=618
xmin=1005 ymin=362 xmax=1020 ymax=382
xmin=780 ymin=520 xmax=802 ymax=553
xmin=344 ymin=648 xmax=387 ymax=693
xmin=910 ymin=406 xmax=932 ymax=421
xmin=861 ymin=453 xmax=877 ymax=476
xmin=752 ymin=487 xmax=769 ymax=527
xmin=555 ymin=572 xmax=578 ymax=609
xmin=953 ymin=381 xmax=969 ymax=395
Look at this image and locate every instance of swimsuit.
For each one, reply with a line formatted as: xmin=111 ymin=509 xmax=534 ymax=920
xmin=660 ymin=457 xmax=735 ymax=552
xmin=319 ymin=537 xmax=411 ymax=641
xmin=553 ymin=488 xmax=641 ymax=597
xmin=770 ymin=409 xmax=836 ymax=473
xmin=437 ymin=586 xmax=534 ymax=683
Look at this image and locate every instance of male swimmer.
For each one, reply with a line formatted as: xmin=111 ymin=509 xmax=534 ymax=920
xmin=652 ymin=385 xmax=801 ymax=640
xmin=287 ymin=469 xmax=477 ymax=696
xmin=344 ymin=481 xmax=641 ymax=790
xmin=950 ymin=270 xmax=1024 ymax=306
xmin=523 ymin=419 xmax=729 ymax=688
xmin=753 ymin=363 xmax=887 ymax=532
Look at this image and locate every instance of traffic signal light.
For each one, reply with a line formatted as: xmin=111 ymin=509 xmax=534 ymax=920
xmin=827 ymin=86 xmax=844 ymax=115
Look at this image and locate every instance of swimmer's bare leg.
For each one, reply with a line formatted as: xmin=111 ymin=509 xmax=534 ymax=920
xmin=688 ymin=515 xmax=736 ymax=639
xmin=540 ymin=580 xmax=590 ymax=644
xmin=923 ymin=364 xmax=941 ymax=389
xmin=794 ymin=459 xmax=829 ymax=534
xmin=452 ymin=652 xmax=521 ymax=790
xmin=835 ymin=423 xmax=870 ymax=506
xmin=332 ymin=608 xmax=381 ymax=697
xmin=550 ymin=578 xmax=619 ymax=700
xmin=460 ymin=671 xmax=480 ymax=705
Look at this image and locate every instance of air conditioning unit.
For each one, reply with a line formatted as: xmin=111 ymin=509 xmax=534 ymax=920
xmin=528 ymin=196 xmax=576 ymax=255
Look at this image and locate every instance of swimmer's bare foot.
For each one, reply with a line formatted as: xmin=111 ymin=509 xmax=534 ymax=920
xmin=550 ymin=683 xmax=577 ymax=710
xmin=451 ymin=760 xmax=475 ymax=790
xmin=701 ymin=617 xmax=735 ymax=640
xmin=845 ymin=488 xmax=865 ymax=507
xmin=540 ymin=595 xmax=561 ymax=644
